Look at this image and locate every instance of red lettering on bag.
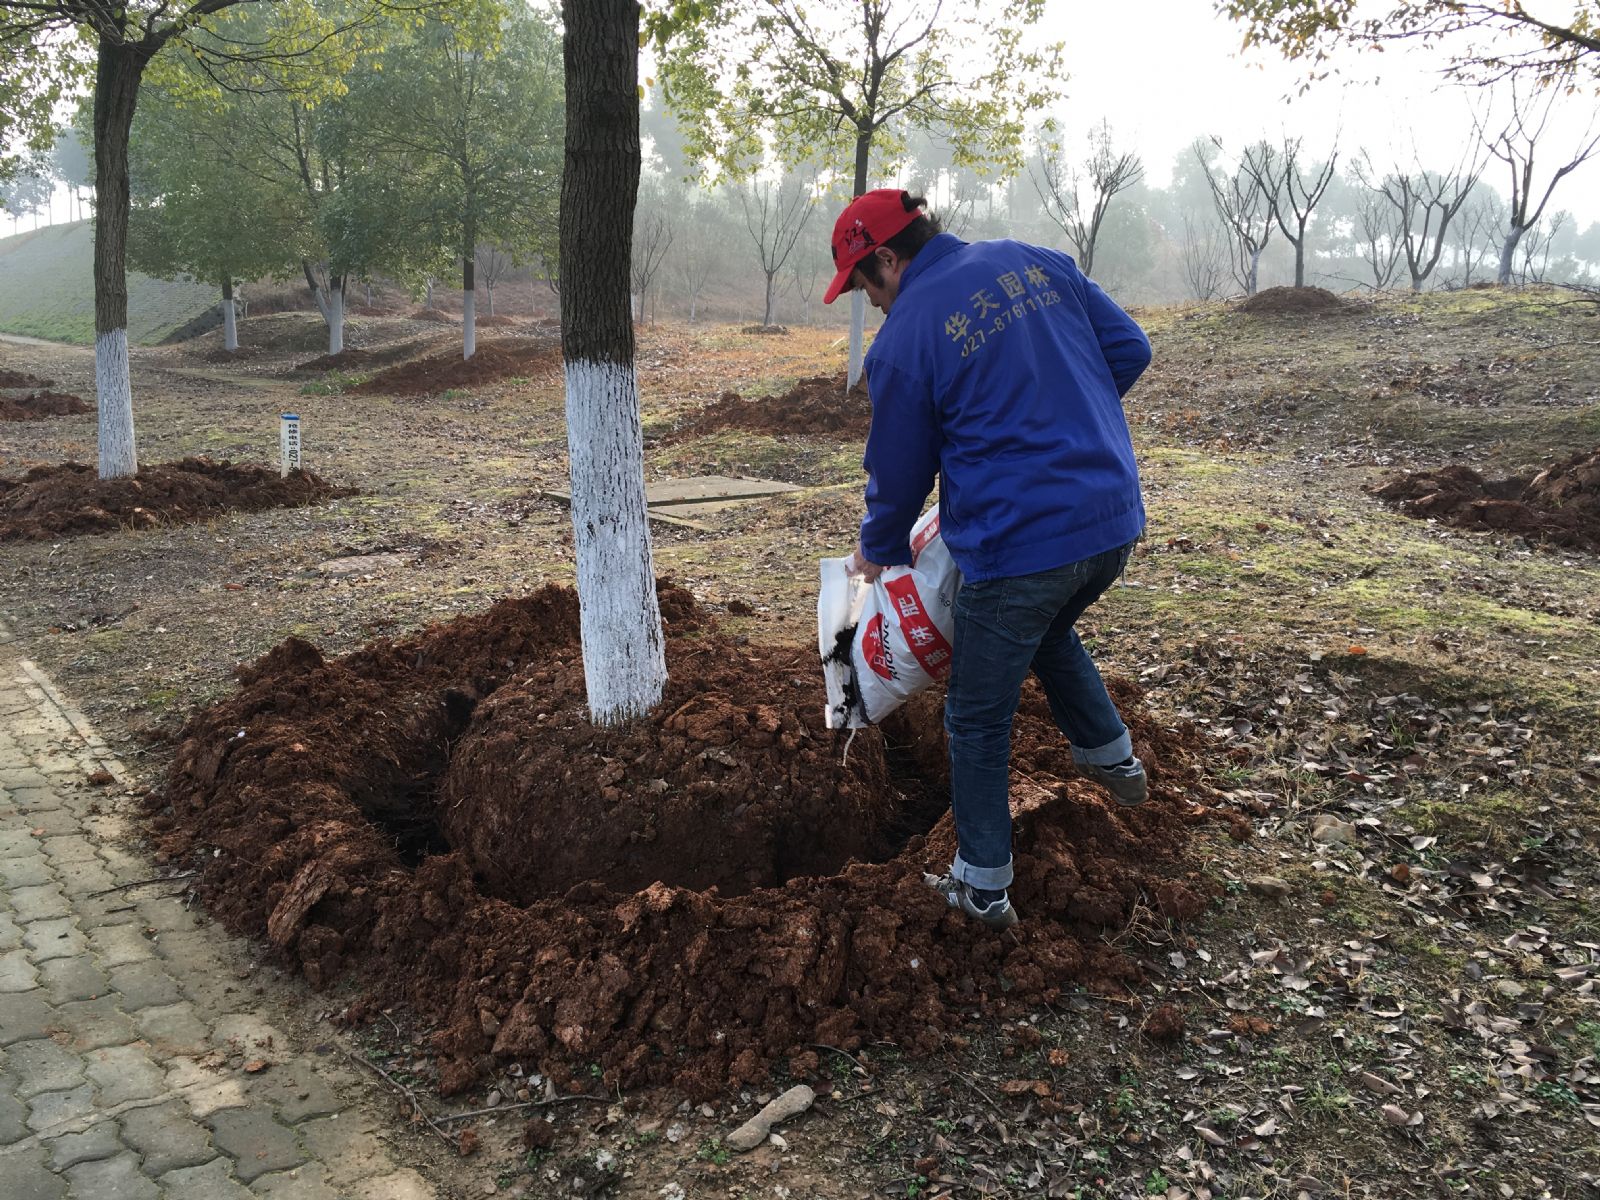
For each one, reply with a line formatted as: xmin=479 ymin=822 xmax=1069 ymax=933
xmin=883 ymin=575 xmax=955 ymax=680
xmin=861 ymin=613 xmax=895 ymax=679
xmin=910 ymin=515 xmax=941 ymax=564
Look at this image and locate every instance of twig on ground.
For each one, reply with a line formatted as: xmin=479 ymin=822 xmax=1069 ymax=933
xmin=810 ymin=1043 xmax=869 ymax=1074
xmin=88 ymin=871 xmax=197 ymax=898
xmin=345 ymin=1050 xmax=459 ymax=1150
xmin=952 ymin=1072 xmax=1003 ymax=1113
xmin=434 ymin=1094 xmax=610 ymax=1123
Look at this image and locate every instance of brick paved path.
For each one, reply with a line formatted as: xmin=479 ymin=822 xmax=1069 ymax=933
xmin=0 ymin=621 xmax=438 ymax=1199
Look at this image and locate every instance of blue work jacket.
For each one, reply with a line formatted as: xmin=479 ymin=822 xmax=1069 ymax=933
xmin=860 ymin=234 xmax=1150 ymax=583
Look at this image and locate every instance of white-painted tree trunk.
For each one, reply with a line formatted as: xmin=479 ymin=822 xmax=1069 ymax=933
xmin=327 ymin=286 xmax=344 ymax=355
xmin=848 ymin=291 xmax=865 ymax=387
xmin=96 ymin=329 xmax=138 ymax=479
xmin=463 ymin=290 xmax=476 ymax=360
xmin=563 ymin=358 xmax=667 ymax=725
xmin=222 ymin=296 xmax=237 ymax=352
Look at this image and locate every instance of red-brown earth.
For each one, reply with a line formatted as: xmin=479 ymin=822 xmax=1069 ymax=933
xmin=0 ymin=368 xmax=55 ymax=388
xmin=350 ymin=338 xmax=562 ymax=396
xmin=152 ymin=583 xmax=1218 ymax=1099
xmin=0 ymin=458 xmax=355 ymax=541
xmin=670 ymin=372 xmax=872 ymax=441
xmin=1370 ymin=447 xmax=1600 ymax=551
xmin=0 ymin=390 xmax=91 ymax=420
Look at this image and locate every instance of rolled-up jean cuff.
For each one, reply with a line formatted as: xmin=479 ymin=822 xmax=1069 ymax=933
xmin=952 ymin=853 xmax=1013 ymax=890
xmin=1071 ymin=730 xmax=1133 ymax=767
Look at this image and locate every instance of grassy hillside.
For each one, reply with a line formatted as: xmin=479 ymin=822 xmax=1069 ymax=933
xmin=0 ymin=221 xmax=217 ymax=345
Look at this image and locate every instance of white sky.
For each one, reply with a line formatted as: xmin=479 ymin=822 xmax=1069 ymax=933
xmin=1041 ymin=0 xmax=1600 ymax=226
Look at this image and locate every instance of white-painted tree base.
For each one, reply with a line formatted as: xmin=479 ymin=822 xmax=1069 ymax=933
xmin=847 ymin=290 xmax=866 ymax=388
xmin=222 ymin=298 xmax=237 ymax=352
xmin=563 ymin=358 xmax=668 ymax=725
xmin=327 ymin=287 xmax=344 ymax=356
xmin=463 ymin=291 xmax=476 ymax=361
xmin=96 ymin=328 xmax=138 ymax=479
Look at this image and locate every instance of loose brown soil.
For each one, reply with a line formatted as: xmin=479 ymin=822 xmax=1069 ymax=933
xmin=0 ymin=458 xmax=356 ymax=542
xmin=296 ymin=348 xmax=375 ymax=372
xmin=1236 ymin=285 xmax=1356 ymax=316
xmin=153 ymin=584 xmax=1214 ymax=1098
xmin=1370 ymin=447 xmax=1600 ymax=551
xmin=351 ymin=338 xmax=561 ymax=396
xmin=0 ymin=389 xmax=91 ymax=420
xmin=0 ymin=368 xmax=55 ymax=388
xmin=669 ymin=372 xmax=872 ymax=441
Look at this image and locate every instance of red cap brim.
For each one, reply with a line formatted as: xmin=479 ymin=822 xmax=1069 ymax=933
xmin=822 ymin=261 xmax=855 ymax=305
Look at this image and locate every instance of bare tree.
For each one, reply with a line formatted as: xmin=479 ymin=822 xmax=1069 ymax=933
xmin=475 ymin=245 xmax=512 ymax=317
xmin=1179 ymin=213 xmax=1229 ymax=301
xmin=631 ymin=209 xmax=673 ymax=325
xmin=1198 ymin=137 xmax=1279 ymax=295
xmin=1354 ymin=195 xmax=1405 ymax=292
xmin=1446 ymin=191 xmax=1503 ymax=287
xmin=1030 ymin=120 xmax=1144 ymax=278
xmin=1518 ymin=210 xmax=1570 ymax=284
xmin=1356 ymin=148 xmax=1483 ymax=292
xmin=672 ymin=195 xmax=721 ymax=322
xmin=737 ymin=172 xmax=814 ymax=328
xmin=1274 ymin=135 xmax=1339 ymax=287
xmin=1480 ymin=81 xmax=1600 ymax=285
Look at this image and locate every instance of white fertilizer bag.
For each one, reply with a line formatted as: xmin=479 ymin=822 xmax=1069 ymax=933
xmin=819 ymin=508 xmax=960 ymax=728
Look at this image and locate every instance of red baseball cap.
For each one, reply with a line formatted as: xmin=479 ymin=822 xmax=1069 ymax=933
xmin=823 ymin=189 xmax=922 ymax=305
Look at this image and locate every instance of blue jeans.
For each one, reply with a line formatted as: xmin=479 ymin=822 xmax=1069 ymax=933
xmin=944 ymin=541 xmax=1137 ymax=890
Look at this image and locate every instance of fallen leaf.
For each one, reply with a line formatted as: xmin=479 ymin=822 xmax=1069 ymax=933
xmin=1381 ymin=1104 xmax=1410 ymax=1125
xmin=242 ymin=1059 xmax=269 ymax=1074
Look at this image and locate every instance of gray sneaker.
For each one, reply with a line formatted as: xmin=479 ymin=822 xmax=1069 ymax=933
xmin=1076 ymin=756 xmax=1148 ymax=806
xmin=923 ymin=872 xmax=1020 ymax=931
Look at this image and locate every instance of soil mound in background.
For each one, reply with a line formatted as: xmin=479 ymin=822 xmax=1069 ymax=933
xmin=296 ymin=348 xmax=374 ymax=372
xmin=671 ymin=372 xmax=872 ymax=441
xmin=1371 ymin=448 xmax=1600 ymax=551
xmin=153 ymin=583 xmax=1215 ymax=1099
xmin=1237 ymin=286 xmax=1354 ymax=316
xmin=0 ymin=368 xmax=55 ymax=388
xmin=351 ymin=338 xmax=560 ymax=396
xmin=0 ymin=390 xmax=91 ymax=421
xmin=0 ymin=458 xmax=356 ymax=542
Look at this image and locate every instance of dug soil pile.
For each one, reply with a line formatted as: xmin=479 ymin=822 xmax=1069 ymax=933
xmin=153 ymin=583 xmax=1217 ymax=1099
xmin=295 ymin=348 xmax=374 ymax=372
xmin=0 ymin=390 xmax=91 ymax=421
xmin=1371 ymin=447 xmax=1600 ymax=551
xmin=351 ymin=337 xmax=560 ymax=396
xmin=0 ymin=368 xmax=54 ymax=388
xmin=671 ymin=372 xmax=872 ymax=441
xmin=0 ymin=458 xmax=355 ymax=542
xmin=1237 ymin=286 xmax=1356 ymax=316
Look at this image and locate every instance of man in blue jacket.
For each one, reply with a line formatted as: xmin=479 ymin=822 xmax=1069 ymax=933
xmin=827 ymin=189 xmax=1152 ymax=932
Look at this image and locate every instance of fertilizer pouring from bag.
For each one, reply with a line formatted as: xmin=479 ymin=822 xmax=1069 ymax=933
xmin=820 ymin=507 xmax=958 ymax=728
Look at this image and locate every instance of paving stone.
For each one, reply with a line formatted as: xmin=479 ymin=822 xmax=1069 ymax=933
xmin=295 ymin=1114 xmax=391 ymax=1187
xmin=0 ymin=828 xmax=41 ymax=858
xmin=162 ymin=1158 xmax=254 ymax=1200
xmin=0 ymin=768 xmax=50 ymax=792
xmin=211 ymin=1016 xmax=289 ymax=1061
xmin=0 ymin=856 xmax=52 ymax=890
xmin=0 ymin=1081 xmax=29 ymax=1143
xmin=166 ymin=1057 xmax=250 ymax=1120
xmin=250 ymin=1161 xmax=342 ymax=1200
xmin=88 ymin=923 xmax=158 ymax=968
xmin=0 ymin=947 xmax=39 ymax=992
xmin=11 ymin=806 xmax=76 ymax=837
xmin=43 ymin=1116 xmax=123 ymax=1170
xmin=38 ymin=953 xmax=110 ymax=1004
xmin=52 ymin=995 xmax=137 ymax=1052
xmin=40 ymin=834 xmax=98 ymax=865
xmin=206 ymin=1107 xmax=306 ymax=1183
xmin=350 ymin=1168 xmax=435 ymax=1200
xmin=244 ymin=1061 xmax=341 ymax=1125
xmin=11 ymin=884 xmax=70 ymax=923
xmin=120 ymin=1099 xmax=218 ymax=1176
xmin=108 ymin=959 xmax=184 ymax=1012
xmin=5 ymin=786 xmax=63 ymax=814
xmin=150 ymin=932 xmax=233 ymax=992
xmin=136 ymin=1002 xmax=212 ymax=1058
xmin=0 ymin=988 xmax=56 ymax=1044
xmin=23 ymin=916 xmax=86 ymax=963
xmin=97 ymin=845 xmax=148 ymax=886
xmin=64 ymin=1150 xmax=160 ymax=1199
xmin=25 ymin=1082 xmax=95 ymax=1134
xmin=8 ymin=1036 xmax=87 ymax=1098
xmin=53 ymin=857 xmax=116 ymax=900
xmin=0 ymin=1144 xmax=67 ymax=1200
xmin=76 ymin=896 xmax=143 ymax=931
xmin=85 ymin=1043 xmax=167 ymax=1106
xmin=137 ymin=895 xmax=201 ymax=934
xmin=0 ymin=912 xmax=22 ymax=955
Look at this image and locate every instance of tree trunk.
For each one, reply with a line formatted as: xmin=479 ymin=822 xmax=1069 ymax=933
xmin=327 ymin=281 xmax=344 ymax=355
xmin=1247 ymin=247 xmax=1262 ymax=295
xmin=222 ymin=279 xmax=238 ymax=352
xmin=92 ymin=38 xmax=152 ymax=480
xmin=558 ymin=0 xmax=667 ymax=727
xmin=463 ymin=253 xmax=477 ymax=361
xmin=1497 ymin=228 xmax=1525 ymax=286
xmin=1294 ymin=240 xmax=1306 ymax=287
xmin=763 ymin=271 xmax=777 ymax=326
xmin=425 ymin=277 xmax=435 ymax=308
xmin=486 ymin=283 xmax=495 ymax=317
xmin=846 ymin=128 xmax=873 ymax=389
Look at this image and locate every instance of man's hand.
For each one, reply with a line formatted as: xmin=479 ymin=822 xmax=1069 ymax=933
xmin=845 ymin=542 xmax=886 ymax=582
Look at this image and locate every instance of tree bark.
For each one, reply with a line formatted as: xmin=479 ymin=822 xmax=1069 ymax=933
xmin=327 ymin=280 xmax=344 ymax=355
xmin=92 ymin=37 xmax=152 ymax=480
xmin=559 ymin=0 xmax=667 ymax=726
xmin=222 ymin=279 xmax=238 ymax=352
xmin=1497 ymin=227 xmax=1526 ymax=286
xmin=846 ymin=127 xmax=873 ymax=389
xmin=463 ymin=253 xmax=477 ymax=360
